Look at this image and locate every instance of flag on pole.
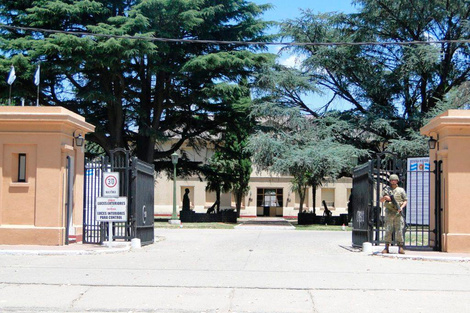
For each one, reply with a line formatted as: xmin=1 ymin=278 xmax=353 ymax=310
xmin=7 ymin=66 xmax=16 ymax=85
xmin=34 ymin=65 xmax=40 ymax=106
xmin=34 ymin=65 xmax=40 ymax=86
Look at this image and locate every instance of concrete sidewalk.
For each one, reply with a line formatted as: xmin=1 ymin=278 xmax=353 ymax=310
xmin=364 ymin=243 xmax=470 ymax=262
xmin=0 ymin=242 xmax=132 ymax=255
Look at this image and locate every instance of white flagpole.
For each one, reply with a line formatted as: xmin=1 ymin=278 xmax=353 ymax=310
xmin=7 ymin=65 xmax=16 ymax=106
xmin=34 ymin=65 xmax=40 ymax=106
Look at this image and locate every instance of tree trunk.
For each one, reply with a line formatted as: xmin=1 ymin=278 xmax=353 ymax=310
xmin=216 ymin=189 xmax=221 ymax=214
xmin=312 ymin=185 xmax=317 ymax=215
xmin=235 ymin=191 xmax=243 ymax=217
xmin=136 ymin=134 xmax=155 ymax=164
xmin=299 ymin=187 xmax=305 ymax=213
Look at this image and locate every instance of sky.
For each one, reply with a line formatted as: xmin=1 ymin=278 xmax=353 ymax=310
xmin=253 ymin=0 xmax=357 ymax=22
xmin=251 ymin=0 xmax=358 ymax=111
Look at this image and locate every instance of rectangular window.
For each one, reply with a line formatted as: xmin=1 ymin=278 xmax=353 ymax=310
xmin=18 ymin=153 xmax=26 ymax=182
xmin=321 ymin=188 xmax=335 ymax=209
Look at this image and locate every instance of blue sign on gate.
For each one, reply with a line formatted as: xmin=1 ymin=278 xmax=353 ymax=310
xmin=406 ymin=157 xmax=430 ymax=225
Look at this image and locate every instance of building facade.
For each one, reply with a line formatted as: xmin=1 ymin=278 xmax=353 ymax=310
xmin=154 ymin=141 xmax=352 ymax=218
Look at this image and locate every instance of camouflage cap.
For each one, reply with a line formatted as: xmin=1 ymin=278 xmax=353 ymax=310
xmin=389 ymin=174 xmax=399 ymax=181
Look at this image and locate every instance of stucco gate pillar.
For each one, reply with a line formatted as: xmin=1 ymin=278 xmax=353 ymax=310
xmin=0 ymin=107 xmax=94 ymax=245
xmin=421 ymin=110 xmax=470 ymax=252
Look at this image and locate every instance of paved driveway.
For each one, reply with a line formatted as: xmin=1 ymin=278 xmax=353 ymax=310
xmin=1 ymin=229 xmax=469 ymax=312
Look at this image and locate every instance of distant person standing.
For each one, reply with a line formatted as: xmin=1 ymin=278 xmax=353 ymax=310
xmin=182 ymin=188 xmax=191 ymax=211
xmin=347 ymin=190 xmax=353 ymax=223
xmin=380 ymin=174 xmax=407 ymax=254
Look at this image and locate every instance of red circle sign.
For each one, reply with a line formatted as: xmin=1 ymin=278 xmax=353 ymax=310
xmin=105 ymin=175 xmax=118 ymax=188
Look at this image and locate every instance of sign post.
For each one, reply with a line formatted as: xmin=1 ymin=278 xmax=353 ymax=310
xmin=96 ymin=197 xmax=127 ymax=246
xmin=98 ymin=171 xmax=125 ymax=247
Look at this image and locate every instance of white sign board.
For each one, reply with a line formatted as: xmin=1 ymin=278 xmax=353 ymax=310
xmin=103 ymin=172 xmax=120 ymax=197
xmin=406 ymin=157 xmax=430 ymax=225
xmin=96 ymin=197 xmax=127 ymax=222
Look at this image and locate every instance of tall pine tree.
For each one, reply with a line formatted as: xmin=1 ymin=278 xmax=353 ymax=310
xmin=0 ymin=0 xmax=274 ymax=167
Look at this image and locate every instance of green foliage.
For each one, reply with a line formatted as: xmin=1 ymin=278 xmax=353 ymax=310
xmin=248 ymin=102 xmax=367 ymax=211
xmin=280 ymin=0 xmax=470 ymax=154
xmin=0 ymin=0 xmax=273 ymax=172
xmin=204 ymin=94 xmax=254 ymax=214
xmin=253 ymin=63 xmax=321 ymax=116
xmin=203 ymin=152 xmax=233 ymax=212
xmin=424 ymin=82 xmax=470 ymax=120
xmin=387 ymin=82 xmax=470 ymax=158
xmin=386 ymin=130 xmax=429 ymax=158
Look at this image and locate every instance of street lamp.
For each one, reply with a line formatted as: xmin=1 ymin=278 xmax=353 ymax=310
xmin=428 ymin=136 xmax=437 ymax=149
xmin=350 ymin=155 xmax=359 ymax=167
xmin=169 ymin=152 xmax=180 ymax=224
xmin=73 ymin=130 xmax=84 ymax=147
xmin=349 ymin=154 xmax=359 ymax=175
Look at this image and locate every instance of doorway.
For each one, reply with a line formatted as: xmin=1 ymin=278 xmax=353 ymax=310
xmin=257 ymin=188 xmax=283 ymax=217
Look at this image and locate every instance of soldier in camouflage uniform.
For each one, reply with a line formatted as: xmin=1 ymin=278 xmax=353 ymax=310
xmin=380 ymin=174 xmax=408 ymax=254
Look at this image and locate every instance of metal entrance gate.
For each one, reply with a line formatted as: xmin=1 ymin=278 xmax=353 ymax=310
xmin=351 ymin=161 xmax=373 ymax=246
xmin=130 ymin=158 xmax=155 ymax=245
xmin=83 ymin=149 xmax=155 ymax=245
xmin=352 ymin=153 xmax=438 ymax=250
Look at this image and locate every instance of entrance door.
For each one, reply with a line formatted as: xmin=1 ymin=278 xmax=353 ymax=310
xmin=257 ymin=188 xmax=283 ymax=217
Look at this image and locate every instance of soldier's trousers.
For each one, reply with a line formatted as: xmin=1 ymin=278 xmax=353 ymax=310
xmin=384 ymin=212 xmax=404 ymax=244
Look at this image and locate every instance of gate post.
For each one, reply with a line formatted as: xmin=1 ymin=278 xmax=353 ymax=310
xmin=0 ymin=107 xmax=94 ymax=245
xmin=421 ymin=110 xmax=470 ymax=252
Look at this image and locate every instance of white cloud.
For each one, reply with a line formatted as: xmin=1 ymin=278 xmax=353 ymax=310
xmin=277 ymin=53 xmax=307 ymax=69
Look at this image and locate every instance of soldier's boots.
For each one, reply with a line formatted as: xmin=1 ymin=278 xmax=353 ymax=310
xmin=399 ymin=245 xmax=405 ymax=254
xmin=381 ymin=244 xmax=389 ymax=254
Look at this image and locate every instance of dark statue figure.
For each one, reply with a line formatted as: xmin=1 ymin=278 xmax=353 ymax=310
xmin=322 ymin=200 xmax=332 ymax=217
xmin=206 ymin=200 xmax=219 ymax=214
xmin=182 ymin=188 xmax=190 ymax=211
xmin=322 ymin=200 xmax=332 ymax=225
xmin=347 ymin=191 xmax=353 ymax=222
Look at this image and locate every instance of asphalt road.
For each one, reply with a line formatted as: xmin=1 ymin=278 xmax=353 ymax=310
xmin=1 ymin=229 xmax=469 ymax=313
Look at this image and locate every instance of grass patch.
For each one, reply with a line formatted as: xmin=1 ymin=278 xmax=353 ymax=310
xmin=154 ymin=219 xmax=235 ymax=229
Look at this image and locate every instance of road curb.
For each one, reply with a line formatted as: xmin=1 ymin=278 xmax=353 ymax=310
xmin=0 ymin=243 xmax=131 ymax=255
xmin=374 ymin=252 xmax=470 ymax=262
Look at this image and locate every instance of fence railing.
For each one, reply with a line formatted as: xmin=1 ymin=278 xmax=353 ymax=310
xmin=83 ymin=150 xmax=155 ymax=245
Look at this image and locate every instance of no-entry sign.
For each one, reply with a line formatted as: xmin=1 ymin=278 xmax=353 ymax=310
xmin=103 ymin=172 xmax=120 ymax=197
xmin=96 ymin=197 xmax=127 ymax=222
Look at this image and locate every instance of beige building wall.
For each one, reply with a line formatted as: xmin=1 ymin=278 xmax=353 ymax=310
xmin=155 ymin=174 xmax=210 ymax=212
xmin=154 ymin=142 xmax=352 ymax=217
xmin=0 ymin=107 xmax=94 ymax=245
xmin=421 ymin=110 xmax=470 ymax=252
